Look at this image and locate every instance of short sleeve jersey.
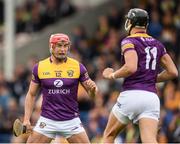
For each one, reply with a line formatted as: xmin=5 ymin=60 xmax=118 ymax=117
xmin=121 ymin=33 xmax=167 ymax=93
xmin=32 ymin=57 xmax=89 ymax=121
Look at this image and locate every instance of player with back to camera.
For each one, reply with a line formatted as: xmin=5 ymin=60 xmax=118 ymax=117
xmin=102 ymin=8 xmax=178 ymax=143
xmin=22 ymin=33 xmax=98 ymax=143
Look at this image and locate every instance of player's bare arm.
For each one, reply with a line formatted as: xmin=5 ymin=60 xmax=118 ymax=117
xmin=81 ymin=79 xmax=98 ymax=98
xmin=103 ymin=50 xmax=138 ymax=79
xmin=157 ymin=54 xmax=178 ymax=82
xmin=13 ymin=81 xmax=39 ymax=137
xmin=23 ymin=81 xmax=40 ymax=127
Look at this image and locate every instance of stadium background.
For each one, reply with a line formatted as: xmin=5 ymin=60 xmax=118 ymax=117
xmin=0 ymin=0 xmax=179 ymax=143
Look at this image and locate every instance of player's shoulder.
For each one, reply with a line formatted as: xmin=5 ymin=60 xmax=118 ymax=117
xmin=121 ymin=36 xmax=134 ymax=46
xmin=35 ymin=57 xmax=51 ymax=70
xmin=39 ymin=57 xmax=50 ymax=65
xmin=31 ymin=58 xmax=49 ymax=70
xmin=67 ymin=57 xmax=87 ymax=71
xmin=67 ymin=57 xmax=81 ymax=65
xmin=40 ymin=57 xmax=50 ymax=62
xmin=147 ymin=36 xmax=165 ymax=49
xmin=154 ymin=39 xmax=165 ymax=47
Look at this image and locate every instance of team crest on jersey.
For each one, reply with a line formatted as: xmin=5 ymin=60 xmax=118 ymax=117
xmin=39 ymin=122 xmax=46 ymax=128
xmin=67 ymin=70 xmax=74 ymax=77
xmin=55 ymin=71 xmax=62 ymax=77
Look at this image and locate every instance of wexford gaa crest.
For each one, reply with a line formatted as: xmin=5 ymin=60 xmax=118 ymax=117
xmin=67 ymin=70 xmax=74 ymax=77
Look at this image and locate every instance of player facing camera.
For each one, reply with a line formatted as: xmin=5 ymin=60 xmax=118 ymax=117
xmin=20 ymin=32 xmax=98 ymax=143
xmin=49 ymin=33 xmax=71 ymax=61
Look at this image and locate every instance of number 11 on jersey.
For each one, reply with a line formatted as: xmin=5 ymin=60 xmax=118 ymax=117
xmin=145 ymin=46 xmax=157 ymax=70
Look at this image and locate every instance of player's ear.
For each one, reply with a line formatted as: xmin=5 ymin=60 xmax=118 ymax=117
xmin=49 ymin=47 xmax=53 ymax=54
xmin=67 ymin=47 xmax=70 ymax=55
xmin=49 ymin=43 xmax=55 ymax=54
xmin=68 ymin=42 xmax=71 ymax=51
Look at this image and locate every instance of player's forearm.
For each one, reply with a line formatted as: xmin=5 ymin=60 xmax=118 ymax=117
xmin=156 ymin=70 xmax=178 ymax=82
xmin=111 ymin=65 xmax=136 ymax=79
xmin=82 ymin=79 xmax=97 ymax=98
xmin=24 ymin=93 xmax=36 ymax=122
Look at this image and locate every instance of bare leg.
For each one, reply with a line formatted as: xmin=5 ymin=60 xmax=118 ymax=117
xmin=27 ymin=131 xmax=52 ymax=143
xmin=139 ymin=118 xmax=158 ymax=143
xmin=67 ymin=132 xmax=90 ymax=143
xmin=103 ymin=112 xmax=127 ymax=143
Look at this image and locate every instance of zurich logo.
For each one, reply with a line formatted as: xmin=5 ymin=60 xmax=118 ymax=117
xmin=54 ymin=79 xmax=63 ymax=87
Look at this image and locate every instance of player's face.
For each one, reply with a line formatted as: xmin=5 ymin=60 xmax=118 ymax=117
xmin=51 ymin=41 xmax=70 ymax=61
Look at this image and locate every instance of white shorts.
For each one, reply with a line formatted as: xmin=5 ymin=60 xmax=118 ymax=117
xmin=33 ymin=116 xmax=85 ymax=139
xmin=112 ymin=90 xmax=160 ymax=124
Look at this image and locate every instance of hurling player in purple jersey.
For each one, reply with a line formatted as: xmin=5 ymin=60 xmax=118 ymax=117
xmin=22 ymin=33 xmax=98 ymax=143
xmin=102 ymin=8 xmax=178 ymax=143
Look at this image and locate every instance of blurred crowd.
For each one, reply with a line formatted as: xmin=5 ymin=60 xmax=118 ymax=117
xmin=0 ymin=0 xmax=76 ymax=45
xmin=0 ymin=0 xmax=180 ymax=143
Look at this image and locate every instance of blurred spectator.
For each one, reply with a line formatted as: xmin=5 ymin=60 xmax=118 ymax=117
xmin=43 ymin=0 xmax=58 ymax=26
xmin=148 ymin=10 xmax=162 ymax=38
xmin=58 ymin=0 xmax=76 ymax=17
xmin=8 ymin=64 xmax=29 ymax=101
xmin=26 ymin=1 xmax=45 ymax=32
xmin=95 ymin=15 xmax=110 ymax=44
xmin=0 ymin=84 xmax=16 ymax=143
xmin=107 ymin=5 xmax=122 ymax=30
xmin=72 ymin=25 xmax=88 ymax=50
xmin=7 ymin=0 xmax=77 ymax=34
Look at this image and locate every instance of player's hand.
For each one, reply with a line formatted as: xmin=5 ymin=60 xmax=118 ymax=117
xmin=91 ymin=85 xmax=98 ymax=94
xmin=87 ymin=80 xmax=98 ymax=92
xmin=103 ymin=68 xmax=114 ymax=79
xmin=86 ymin=79 xmax=98 ymax=98
xmin=23 ymin=120 xmax=32 ymax=133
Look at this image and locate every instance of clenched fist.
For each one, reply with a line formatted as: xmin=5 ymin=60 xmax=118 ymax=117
xmin=102 ymin=68 xmax=114 ymax=79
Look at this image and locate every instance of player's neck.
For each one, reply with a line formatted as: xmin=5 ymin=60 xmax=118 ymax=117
xmin=50 ymin=56 xmax=67 ymax=64
xmin=130 ymin=28 xmax=146 ymax=35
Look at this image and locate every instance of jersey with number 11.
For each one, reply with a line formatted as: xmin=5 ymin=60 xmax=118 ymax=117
xmin=121 ymin=33 xmax=167 ymax=93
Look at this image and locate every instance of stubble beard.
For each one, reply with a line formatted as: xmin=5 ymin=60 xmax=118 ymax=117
xmin=53 ymin=53 xmax=67 ymax=62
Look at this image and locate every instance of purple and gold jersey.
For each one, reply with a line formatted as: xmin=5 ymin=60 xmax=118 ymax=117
xmin=32 ymin=57 xmax=89 ymax=121
xmin=121 ymin=33 xmax=167 ymax=93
